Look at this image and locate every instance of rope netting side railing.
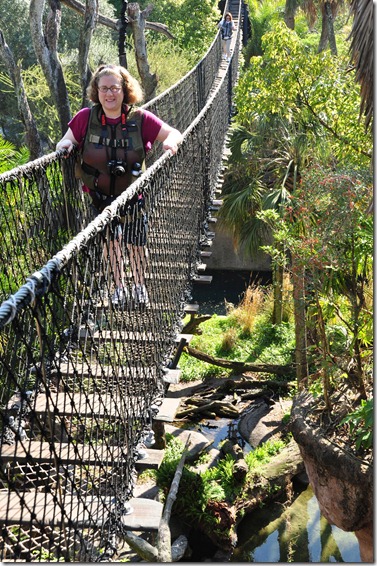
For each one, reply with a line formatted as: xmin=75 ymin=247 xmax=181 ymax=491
xmin=0 ymin=27 xmax=226 ymax=304
xmin=0 ymin=46 xmax=237 ymax=560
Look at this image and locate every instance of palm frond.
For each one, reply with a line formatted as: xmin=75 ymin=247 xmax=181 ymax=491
xmin=349 ymin=0 xmax=373 ymax=130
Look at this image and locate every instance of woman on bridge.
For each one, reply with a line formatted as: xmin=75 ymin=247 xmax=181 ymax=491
xmin=56 ymin=64 xmax=183 ymax=308
xmin=218 ymin=12 xmax=236 ymax=62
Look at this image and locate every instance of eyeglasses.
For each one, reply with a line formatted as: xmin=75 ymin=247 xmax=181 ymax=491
xmin=98 ymin=85 xmax=122 ymax=93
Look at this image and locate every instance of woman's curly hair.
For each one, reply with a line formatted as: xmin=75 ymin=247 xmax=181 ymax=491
xmin=87 ymin=64 xmax=144 ymax=105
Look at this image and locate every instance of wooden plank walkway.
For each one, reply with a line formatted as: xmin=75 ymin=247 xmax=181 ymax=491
xmin=154 ymin=397 xmax=181 ymax=423
xmin=0 ymin=441 xmax=164 ymax=470
xmin=0 ymin=492 xmax=163 ymax=530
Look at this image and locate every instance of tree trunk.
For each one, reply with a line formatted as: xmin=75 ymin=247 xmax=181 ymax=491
xmin=30 ymin=0 xmax=72 ymax=137
xmin=78 ymin=0 xmax=98 ymax=107
xmin=272 ymin=261 xmax=284 ymax=324
xmin=318 ymin=2 xmax=337 ymax=56
xmin=0 ymin=30 xmax=43 ymax=159
xmin=317 ymin=4 xmax=328 ymax=53
xmin=291 ymin=255 xmax=308 ymax=388
xmin=284 ymin=0 xmax=297 ymax=30
xmin=324 ymin=1 xmax=337 ymax=56
xmin=128 ymin=3 xmax=157 ymax=101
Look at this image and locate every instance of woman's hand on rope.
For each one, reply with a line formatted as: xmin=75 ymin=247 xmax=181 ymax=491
xmin=157 ymin=125 xmax=183 ymax=155
xmin=56 ymin=128 xmax=79 ymax=156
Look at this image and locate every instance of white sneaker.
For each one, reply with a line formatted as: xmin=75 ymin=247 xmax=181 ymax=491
xmin=133 ymin=284 xmax=150 ymax=308
xmin=111 ymin=286 xmax=128 ymax=306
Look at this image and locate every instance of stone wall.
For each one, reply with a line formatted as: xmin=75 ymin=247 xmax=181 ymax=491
xmin=206 ymin=225 xmax=271 ymax=271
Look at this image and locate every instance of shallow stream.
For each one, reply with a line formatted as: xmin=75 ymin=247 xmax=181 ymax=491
xmin=189 ymin=272 xmax=361 ymax=562
xmin=193 ymin=417 xmax=361 ymax=563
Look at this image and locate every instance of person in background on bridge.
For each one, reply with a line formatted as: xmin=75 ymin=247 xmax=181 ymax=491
xmin=218 ymin=12 xmax=236 ymax=62
xmin=56 ymin=64 xmax=183 ymax=309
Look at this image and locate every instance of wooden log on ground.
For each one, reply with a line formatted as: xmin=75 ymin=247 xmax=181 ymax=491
xmin=157 ymin=436 xmax=191 ymax=562
xmin=221 ymin=440 xmax=248 ymax=481
xmin=182 ymin=314 xmax=212 ymax=334
xmin=123 ymin=531 xmax=158 ymax=561
xmin=185 ymin=346 xmax=293 ymax=376
xmin=176 ymin=400 xmax=239 ymax=419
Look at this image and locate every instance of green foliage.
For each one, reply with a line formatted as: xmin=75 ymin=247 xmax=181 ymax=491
xmin=202 ymin=454 xmax=239 ymax=500
xmin=154 ymin=436 xmax=288 ymax=532
xmin=234 ymin=21 xmax=371 ymax=168
xmin=142 ymin=42 xmax=193 ymax=95
xmin=0 ymin=135 xmax=29 ymax=173
xmin=142 ymin=0 xmax=221 ymax=61
xmin=243 ymin=0 xmax=284 ymax=63
xmin=244 ymin=438 xmax=286 ymax=468
xmin=180 ymin=304 xmax=295 ymax=382
xmin=340 ymin=398 xmax=373 ymax=451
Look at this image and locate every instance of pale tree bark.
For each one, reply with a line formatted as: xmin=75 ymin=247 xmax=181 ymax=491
xmin=156 ymin=436 xmax=190 ymax=561
xmin=128 ymin=3 xmax=157 ymax=101
xmin=0 ymin=30 xmax=43 ymax=159
xmin=30 ymin=0 xmax=71 ymax=136
xmin=121 ymin=438 xmax=191 ymax=562
xmin=78 ymin=0 xmax=98 ymax=107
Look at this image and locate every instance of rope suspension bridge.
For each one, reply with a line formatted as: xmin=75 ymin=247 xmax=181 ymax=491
xmin=0 ymin=1 xmax=244 ymax=561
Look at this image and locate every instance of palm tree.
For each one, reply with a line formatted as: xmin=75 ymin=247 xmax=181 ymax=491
xmin=348 ymin=0 xmax=373 ymax=132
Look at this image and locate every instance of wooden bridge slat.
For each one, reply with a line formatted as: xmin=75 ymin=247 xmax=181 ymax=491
xmin=0 ymin=441 xmax=126 ymax=465
xmin=79 ymin=329 xmax=156 ymax=341
xmin=0 ymin=492 xmax=163 ymax=530
xmin=32 ymin=392 xmax=135 ymax=417
xmin=1 ymin=441 xmax=164 ymax=469
xmin=79 ymin=330 xmax=193 ymax=343
xmin=120 ymin=498 xmax=163 ymax=530
xmin=192 ymin=275 xmax=213 ymax=284
xmin=135 ymin=448 xmax=165 ymax=470
xmin=162 ymin=368 xmax=182 ymax=384
xmin=154 ymin=397 xmax=181 ymax=422
xmin=184 ymin=304 xmax=200 ymax=314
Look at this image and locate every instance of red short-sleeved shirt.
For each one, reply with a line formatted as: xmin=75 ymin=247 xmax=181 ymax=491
xmin=68 ymin=106 xmax=163 ymax=153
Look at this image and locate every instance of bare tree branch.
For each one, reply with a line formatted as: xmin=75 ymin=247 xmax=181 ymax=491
xmin=128 ymin=2 xmax=157 ymax=100
xmin=0 ymin=29 xmax=43 ymax=159
xmin=185 ymin=345 xmax=294 ymax=376
xmin=61 ymin=0 xmax=175 ymax=39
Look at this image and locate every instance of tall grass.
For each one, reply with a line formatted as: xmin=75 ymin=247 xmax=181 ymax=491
xmin=226 ymin=285 xmax=267 ymax=336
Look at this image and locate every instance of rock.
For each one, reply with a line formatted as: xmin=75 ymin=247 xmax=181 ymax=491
xmin=238 ymin=398 xmax=292 ymax=447
xmin=165 ymin=424 xmax=213 ymax=462
xmin=290 ymin=392 xmax=373 ymax=563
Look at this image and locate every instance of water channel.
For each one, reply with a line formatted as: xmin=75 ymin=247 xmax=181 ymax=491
xmin=190 ymin=270 xmax=361 ymax=562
